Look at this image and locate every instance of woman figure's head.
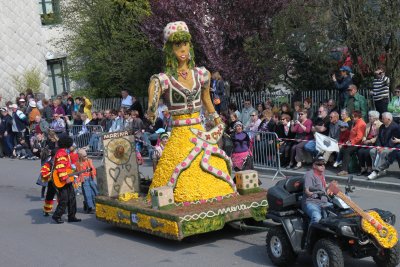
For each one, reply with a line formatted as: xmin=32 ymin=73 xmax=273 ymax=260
xmin=230 ymin=113 xmax=238 ymax=123
xmin=257 ymin=102 xmax=265 ymax=113
xmin=368 ymin=110 xmax=380 ymax=123
xmin=228 ymin=103 xmax=237 ymax=113
xmin=234 ymin=121 xmax=243 ymax=133
xmin=212 ymin=72 xmax=222 ymax=81
xmin=341 ymin=109 xmax=349 ymax=120
xmin=53 ymin=99 xmax=61 ymax=107
xmin=299 ymin=109 xmax=308 ymax=121
xmin=280 ymin=103 xmax=291 ymax=113
xmin=352 ymin=110 xmax=362 ymax=121
xmin=272 ymin=112 xmax=280 ymax=123
xmin=293 ymin=101 xmax=303 ymax=112
xmin=261 ymin=110 xmax=272 ymax=121
xmin=280 ymin=114 xmax=291 ymax=126
xmin=163 ymin=22 xmax=195 ymax=78
xmin=131 ymin=110 xmax=139 ymax=119
xmin=304 ymin=98 xmax=312 ymax=109
xmin=159 ymin=132 xmax=169 ymax=146
xmin=67 ymin=97 xmax=74 ymax=105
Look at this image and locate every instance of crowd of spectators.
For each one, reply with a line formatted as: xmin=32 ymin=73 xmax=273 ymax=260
xmin=2 ymin=65 xmax=400 ymax=182
xmin=219 ymin=66 xmax=400 ymax=180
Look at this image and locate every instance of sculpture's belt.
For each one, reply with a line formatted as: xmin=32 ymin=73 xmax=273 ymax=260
xmin=173 ymin=117 xmax=202 ymax=126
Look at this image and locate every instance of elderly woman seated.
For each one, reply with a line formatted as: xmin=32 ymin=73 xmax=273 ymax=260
xmin=357 ymin=110 xmax=382 ymax=176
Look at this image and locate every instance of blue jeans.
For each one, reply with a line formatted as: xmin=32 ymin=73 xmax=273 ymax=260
xmin=88 ymin=133 xmax=100 ymax=151
xmin=82 ymin=177 xmax=99 ymax=209
xmin=303 ymin=202 xmax=332 ymax=224
xmin=142 ymin=132 xmax=159 ymax=158
xmin=304 ymin=140 xmax=317 ymax=157
xmin=3 ymin=135 xmax=14 ymax=156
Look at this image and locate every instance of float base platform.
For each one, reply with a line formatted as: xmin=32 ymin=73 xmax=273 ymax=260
xmin=95 ymin=190 xmax=268 ymax=241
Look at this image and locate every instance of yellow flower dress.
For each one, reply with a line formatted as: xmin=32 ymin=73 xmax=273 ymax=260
xmin=148 ymin=67 xmax=236 ymax=203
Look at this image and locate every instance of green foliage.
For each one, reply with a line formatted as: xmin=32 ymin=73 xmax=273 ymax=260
xmin=12 ymin=67 xmax=45 ymax=94
xmin=59 ymin=0 xmax=162 ymax=98
xmin=245 ymin=0 xmax=400 ymax=91
xmin=182 ymin=216 xmax=225 ymax=237
xmin=245 ymin=0 xmax=337 ymax=91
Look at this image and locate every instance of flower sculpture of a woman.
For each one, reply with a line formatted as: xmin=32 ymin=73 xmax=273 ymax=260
xmin=147 ymin=21 xmax=236 ymax=203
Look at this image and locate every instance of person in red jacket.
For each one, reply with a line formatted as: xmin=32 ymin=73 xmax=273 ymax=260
xmin=52 ymin=135 xmax=81 ymax=224
xmin=337 ymin=110 xmax=366 ymax=176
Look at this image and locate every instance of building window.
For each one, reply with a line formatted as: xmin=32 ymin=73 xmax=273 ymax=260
xmin=39 ymin=0 xmax=61 ymax=25
xmin=47 ymin=59 xmax=70 ymax=96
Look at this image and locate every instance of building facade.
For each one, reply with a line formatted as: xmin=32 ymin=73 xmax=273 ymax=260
xmin=0 ymin=0 xmax=70 ymax=104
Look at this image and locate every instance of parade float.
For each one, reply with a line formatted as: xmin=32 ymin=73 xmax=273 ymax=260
xmin=94 ymin=21 xmax=267 ymax=240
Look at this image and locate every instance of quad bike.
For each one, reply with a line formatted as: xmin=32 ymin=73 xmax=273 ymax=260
xmin=265 ymin=175 xmax=399 ymax=267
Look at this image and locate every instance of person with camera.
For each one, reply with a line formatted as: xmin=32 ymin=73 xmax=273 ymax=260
xmin=332 ymin=66 xmax=353 ymax=109
xmin=371 ymin=67 xmax=390 ymax=116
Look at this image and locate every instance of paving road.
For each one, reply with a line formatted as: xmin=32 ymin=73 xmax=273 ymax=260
xmin=0 ymin=158 xmax=399 ymax=267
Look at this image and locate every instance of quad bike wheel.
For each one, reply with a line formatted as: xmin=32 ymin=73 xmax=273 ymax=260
xmin=373 ymin=242 xmax=400 ymax=267
xmin=266 ymin=226 xmax=297 ymax=266
xmin=312 ymin=239 xmax=344 ymax=267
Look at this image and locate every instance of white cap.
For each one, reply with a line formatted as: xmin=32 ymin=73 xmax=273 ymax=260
xmin=10 ymin=104 xmax=18 ymax=109
xmin=29 ymin=101 xmax=37 ymax=108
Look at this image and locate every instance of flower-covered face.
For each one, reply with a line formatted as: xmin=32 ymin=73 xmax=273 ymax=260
xmin=173 ymin=42 xmax=190 ymax=63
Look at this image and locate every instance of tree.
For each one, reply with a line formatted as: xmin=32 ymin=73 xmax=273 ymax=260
xmin=246 ymin=0 xmax=400 ymax=92
xmin=326 ymin=0 xmax=400 ymax=90
xmin=244 ymin=0 xmax=339 ymax=91
xmin=59 ymin=0 xmax=162 ymax=98
xmin=142 ymin=0 xmax=290 ymax=91
xmin=12 ymin=67 xmax=45 ymax=94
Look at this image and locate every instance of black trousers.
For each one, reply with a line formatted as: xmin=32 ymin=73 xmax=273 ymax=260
xmin=52 ymin=183 xmax=77 ymax=219
xmin=374 ymin=98 xmax=389 ymax=117
xmin=45 ymin=181 xmax=57 ymax=202
xmin=342 ymin=146 xmax=358 ymax=171
xmin=357 ymin=147 xmax=372 ymax=168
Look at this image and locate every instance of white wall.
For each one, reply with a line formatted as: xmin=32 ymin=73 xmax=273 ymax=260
xmin=0 ymin=0 xmax=67 ymax=103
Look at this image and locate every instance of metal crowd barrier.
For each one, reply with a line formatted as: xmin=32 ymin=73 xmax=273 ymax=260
xmin=247 ymin=131 xmax=285 ymax=180
xmin=68 ymin=125 xmax=104 ymax=156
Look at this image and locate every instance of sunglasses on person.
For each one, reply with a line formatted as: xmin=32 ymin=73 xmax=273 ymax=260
xmin=250 ymin=114 xmax=257 ymax=116
xmin=315 ymin=163 xmax=325 ymax=166
xmin=298 ymin=113 xmax=304 ymax=116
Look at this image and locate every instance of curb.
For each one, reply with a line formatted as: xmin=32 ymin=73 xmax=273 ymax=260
xmin=256 ymin=167 xmax=400 ymax=193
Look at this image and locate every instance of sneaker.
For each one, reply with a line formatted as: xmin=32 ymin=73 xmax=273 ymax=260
xmin=293 ymin=162 xmax=302 ymax=170
xmin=333 ymin=161 xmax=342 ymax=168
xmin=367 ymin=171 xmax=378 ymax=180
xmin=20 ymin=155 xmax=27 ymax=159
xmin=40 ymin=197 xmax=45 ymax=201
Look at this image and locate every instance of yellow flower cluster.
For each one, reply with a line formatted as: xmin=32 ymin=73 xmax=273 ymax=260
xmin=136 ymin=213 xmax=179 ymax=237
xmin=361 ymin=210 xmax=398 ymax=249
xmin=118 ymin=192 xmax=139 ymax=202
xmin=149 ymin=112 xmax=234 ymax=203
xmin=96 ymin=203 xmax=131 ymax=225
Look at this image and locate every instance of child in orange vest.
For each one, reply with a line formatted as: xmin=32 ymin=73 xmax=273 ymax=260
xmin=76 ymin=149 xmax=98 ymax=213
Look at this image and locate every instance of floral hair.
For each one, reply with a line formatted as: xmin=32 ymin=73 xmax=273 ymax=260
xmin=163 ymin=31 xmax=195 ymax=79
